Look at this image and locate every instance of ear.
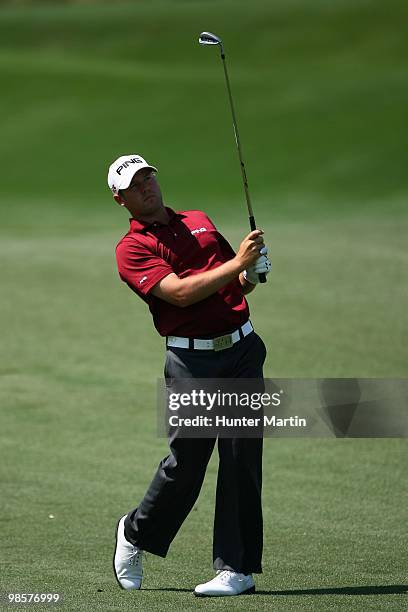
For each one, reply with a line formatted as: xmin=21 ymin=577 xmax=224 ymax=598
xmin=113 ymin=193 xmax=126 ymax=208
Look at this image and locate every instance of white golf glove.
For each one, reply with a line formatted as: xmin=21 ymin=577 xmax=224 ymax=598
xmin=243 ymin=246 xmax=271 ymax=285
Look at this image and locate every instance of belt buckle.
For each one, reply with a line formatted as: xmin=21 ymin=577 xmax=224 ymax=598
xmin=213 ymin=333 xmax=233 ymax=352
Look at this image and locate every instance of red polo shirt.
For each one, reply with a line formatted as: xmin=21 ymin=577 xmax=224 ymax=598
xmin=115 ymin=207 xmax=250 ymax=337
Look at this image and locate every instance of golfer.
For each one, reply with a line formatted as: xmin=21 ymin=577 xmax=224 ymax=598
xmin=108 ymin=154 xmax=271 ymax=597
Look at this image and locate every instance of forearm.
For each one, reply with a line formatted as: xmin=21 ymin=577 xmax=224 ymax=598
xmin=176 ymin=258 xmax=243 ymax=307
xmin=151 ymin=229 xmax=265 ymax=307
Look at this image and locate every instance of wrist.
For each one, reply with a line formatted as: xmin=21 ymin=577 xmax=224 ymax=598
xmin=233 ymin=255 xmax=247 ymax=273
xmin=243 ymin=269 xmax=258 ymax=285
xmin=240 ymin=271 xmax=257 ymax=293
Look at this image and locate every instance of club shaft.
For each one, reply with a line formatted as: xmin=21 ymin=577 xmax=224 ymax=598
xmin=220 ymin=53 xmax=254 ymax=219
xmin=220 ymin=52 xmax=266 ymax=283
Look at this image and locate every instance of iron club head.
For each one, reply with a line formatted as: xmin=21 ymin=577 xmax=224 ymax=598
xmin=198 ymin=31 xmax=224 ymax=54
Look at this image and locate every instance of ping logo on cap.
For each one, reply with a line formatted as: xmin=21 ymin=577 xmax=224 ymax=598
xmin=116 ymin=157 xmax=144 ymax=175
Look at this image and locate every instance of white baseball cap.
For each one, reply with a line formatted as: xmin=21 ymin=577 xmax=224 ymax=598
xmin=107 ymin=154 xmax=158 ymax=194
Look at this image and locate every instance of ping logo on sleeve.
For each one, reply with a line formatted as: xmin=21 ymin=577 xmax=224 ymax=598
xmin=191 ymin=227 xmax=207 ymax=235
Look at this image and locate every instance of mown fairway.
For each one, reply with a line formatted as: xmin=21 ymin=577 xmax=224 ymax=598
xmin=0 ymin=1 xmax=407 ymax=610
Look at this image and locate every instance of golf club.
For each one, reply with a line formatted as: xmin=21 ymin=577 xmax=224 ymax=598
xmin=198 ymin=31 xmax=266 ymax=283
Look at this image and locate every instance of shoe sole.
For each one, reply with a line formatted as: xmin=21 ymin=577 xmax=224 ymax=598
xmin=113 ymin=516 xmax=126 ymax=590
xmin=194 ymin=585 xmax=255 ymax=597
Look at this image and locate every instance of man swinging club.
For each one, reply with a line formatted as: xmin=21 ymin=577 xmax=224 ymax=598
xmin=108 ymin=153 xmax=271 ymax=597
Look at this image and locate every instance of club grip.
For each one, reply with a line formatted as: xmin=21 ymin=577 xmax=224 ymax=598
xmin=249 ymin=216 xmax=267 ymax=284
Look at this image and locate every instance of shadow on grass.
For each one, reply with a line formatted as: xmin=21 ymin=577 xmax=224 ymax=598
xmin=142 ymin=588 xmax=192 ymax=593
xmin=257 ymin=584 xmax=408 ymax=596
xmin=142 ymin=584 xmax=407 ymax=596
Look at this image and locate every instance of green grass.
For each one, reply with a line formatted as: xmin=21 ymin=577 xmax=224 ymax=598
xmin=0 ymin=0 xmax=407 ymax=211
xmin=1 ymin=221 xmax=407 ymax=611
xmin=0 ymin=1 xmax=407 ymax=610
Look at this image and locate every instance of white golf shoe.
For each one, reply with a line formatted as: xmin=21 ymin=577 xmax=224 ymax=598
xmin=113 ymin=515 xmax=143 ymax=590
xmin=194 ymin=570 xmax=255 ymax=597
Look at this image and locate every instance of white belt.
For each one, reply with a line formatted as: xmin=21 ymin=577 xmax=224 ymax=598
xmin=167 ymin=321 xmax=253 ymax=352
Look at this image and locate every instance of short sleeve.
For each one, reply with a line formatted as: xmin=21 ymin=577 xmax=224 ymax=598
xmin=116 ymin=237 xmax=174 ymax=297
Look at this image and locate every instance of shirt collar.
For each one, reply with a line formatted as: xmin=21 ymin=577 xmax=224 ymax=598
xmin=129 ymin=207 xmax=185 ymax=233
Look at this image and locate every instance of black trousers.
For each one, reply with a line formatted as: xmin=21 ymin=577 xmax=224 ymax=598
xmin=124 ymin=330 xmax=267 ymax=574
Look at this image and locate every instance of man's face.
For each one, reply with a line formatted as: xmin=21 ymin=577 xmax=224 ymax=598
xmin=118 ymin=168 xmax=163 ymax=217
